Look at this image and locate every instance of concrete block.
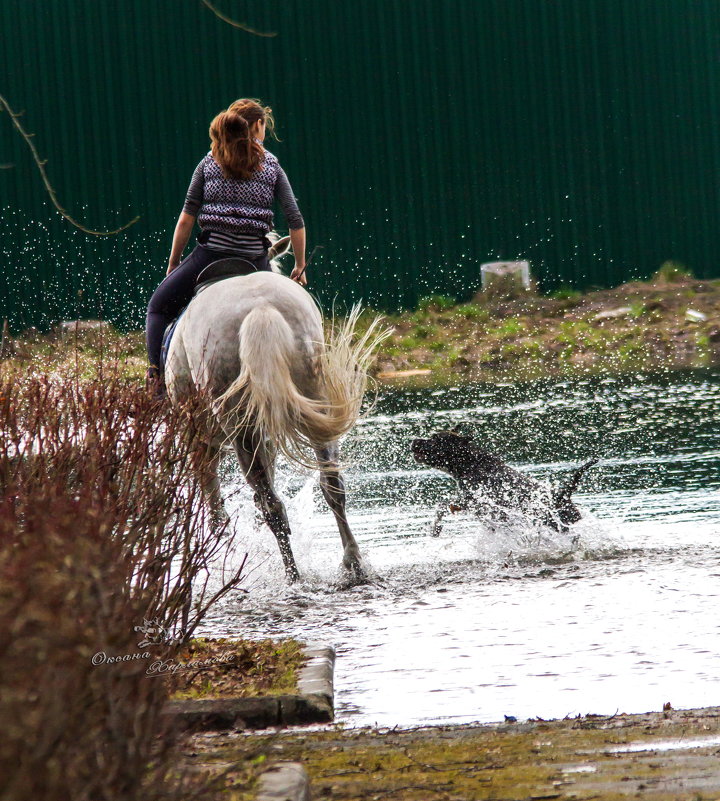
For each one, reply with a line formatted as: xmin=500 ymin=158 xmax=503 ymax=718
xmin=481 ymin=261 xmax=531 ymax=293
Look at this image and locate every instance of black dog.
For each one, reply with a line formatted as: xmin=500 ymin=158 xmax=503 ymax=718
xmin=411 ymin=429 xmax=597 ymax=535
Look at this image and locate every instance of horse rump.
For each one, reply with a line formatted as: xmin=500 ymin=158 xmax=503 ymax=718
xmin=214 ymin=304 xmax=387 ymax=467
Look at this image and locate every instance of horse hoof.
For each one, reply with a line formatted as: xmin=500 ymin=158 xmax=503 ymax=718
xmin=342 ymin=560 xmax=369 ymax=586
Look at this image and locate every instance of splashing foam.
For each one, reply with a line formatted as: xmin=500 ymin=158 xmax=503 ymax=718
xmin=202 ymin=454 xmax=625 ymax=604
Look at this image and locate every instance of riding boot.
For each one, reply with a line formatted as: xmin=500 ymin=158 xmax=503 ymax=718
xmin=146 ymin=366 xmax=167 ymax=401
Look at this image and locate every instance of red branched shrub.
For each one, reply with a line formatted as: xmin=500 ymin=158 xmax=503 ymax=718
xmin=0 ymin=374 xmax=244 ymax=801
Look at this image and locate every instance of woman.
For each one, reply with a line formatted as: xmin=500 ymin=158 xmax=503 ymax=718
xmin=145 ymin=98 xmax=307 ymax=394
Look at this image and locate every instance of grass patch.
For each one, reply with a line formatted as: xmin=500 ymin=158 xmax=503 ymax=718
xmin=549 ymin=285 xmax=583 ymax=301
xmin=410 ymin=323 xmax=438 ymax=340
xmin=371 ymin=275 xmax=720 ymax=384
xmin=0 ymin=323 xmax=146 ymax=382
xmin=454 ymin=303 xmax=490 ymax=321
xmin=494 ymin=318 xmax=525 ymax=338
xmin=4 ymin=272 xmax=720 ymax=390
xmin=654 ymin=259 xmax=694 ymax=283
xmin=169 ymin=638 xmax=306 ymax=700
xmin=416 ymin=294 xmax=456 ymax=312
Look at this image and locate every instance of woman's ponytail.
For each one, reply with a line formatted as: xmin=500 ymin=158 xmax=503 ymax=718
xmin=209 ymin=108 xmax=264 ymax=180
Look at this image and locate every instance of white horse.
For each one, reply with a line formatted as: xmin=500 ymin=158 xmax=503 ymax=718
xmin=164 ymin=239 xmax=384 ymax=582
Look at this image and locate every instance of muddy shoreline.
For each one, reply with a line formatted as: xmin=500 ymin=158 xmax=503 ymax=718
xmin=3 ymin=275 xmax=720 ymax=389
xmin=186 ymin=704 xmax=720 ymax=799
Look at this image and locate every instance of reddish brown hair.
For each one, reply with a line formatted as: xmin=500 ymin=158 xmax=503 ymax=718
xmin=209 ymin=99 xmax=275 ymax=180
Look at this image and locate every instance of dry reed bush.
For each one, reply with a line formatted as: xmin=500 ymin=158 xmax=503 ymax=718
xmin=0 ymin=373 xmax=246 ymax=801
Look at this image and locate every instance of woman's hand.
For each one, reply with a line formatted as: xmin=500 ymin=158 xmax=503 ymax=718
xmin=166 ymin=260 xmax=179 ymax=276
xmin=289 ymin=227 xmax=307 ymax=285
xmin=290 ymin=263 xmax=307 ymax=286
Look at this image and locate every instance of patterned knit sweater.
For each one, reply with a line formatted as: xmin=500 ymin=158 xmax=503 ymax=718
xmin=183 ymin=150 xmax=304 ymax=254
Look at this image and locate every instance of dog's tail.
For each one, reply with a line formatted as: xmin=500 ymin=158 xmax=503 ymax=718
xmin=552 ymin=458 xmax=599 ymax=511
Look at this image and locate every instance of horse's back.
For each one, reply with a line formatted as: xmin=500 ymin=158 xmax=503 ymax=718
xmin=167 ymin=272 xmax=323 ymax=394
xmin=189 ymin=272 xmax=320 ymax=331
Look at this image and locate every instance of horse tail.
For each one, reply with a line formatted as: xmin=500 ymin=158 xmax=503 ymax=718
xmin=319 ymin=304 xmax=391 ymax=444
xmin=215 ymin=304 xmax=390 ymax=467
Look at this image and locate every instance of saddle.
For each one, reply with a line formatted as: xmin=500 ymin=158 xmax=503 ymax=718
xmin=194 ymin=257 xmax=257 ymax=294
xmin=160 ymin=257 xmax=258 ymax=368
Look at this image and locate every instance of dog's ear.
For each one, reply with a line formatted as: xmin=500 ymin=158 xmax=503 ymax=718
xmin=449 ymin=426 xmax=473 ymax=444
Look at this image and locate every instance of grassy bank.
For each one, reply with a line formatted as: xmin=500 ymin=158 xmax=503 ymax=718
xmin=371 ymin=269 xmax=720 ymax=384
xmin=0 ymin=321 xmax=147 ymax=381
xmin=3 ymin=268 xmax=720 ymax=386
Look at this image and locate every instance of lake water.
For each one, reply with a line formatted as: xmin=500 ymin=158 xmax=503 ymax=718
xmin=201 ymin=369 xmax=720 ymax=727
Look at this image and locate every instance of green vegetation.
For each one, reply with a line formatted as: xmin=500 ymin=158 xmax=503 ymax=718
xmin=496 ymin=318 xmax=526 ymax=338
xmin=549 ymin=285 xmax=583 ymax=301
xmin=453 ymin=303 xmax=490 ymax=321
xmin=416 ymin=294 xmax=456 ymax=312
xmin=0 ymin=323 xmax=146 ymax=382
xmin=654 ymin=259 xmax=694 ymax=283
xmin=410 ymin=323 xmax=438 ymax=339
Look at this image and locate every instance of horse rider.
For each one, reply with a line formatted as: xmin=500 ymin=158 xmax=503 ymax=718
xmin=145 ymin=98 xmax=307 ymax=397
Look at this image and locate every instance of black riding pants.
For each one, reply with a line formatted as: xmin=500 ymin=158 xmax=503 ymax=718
xmin=145 ymin=244 xmax=270 ymax=368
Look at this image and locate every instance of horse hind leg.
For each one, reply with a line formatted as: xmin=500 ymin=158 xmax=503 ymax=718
xmin=315 ymin=443 xmax=365 ymax=580
xmin=233 ymin=432 xmax=299 ymax=582
xmin=202 ymin=445 xmax=230 ymax=531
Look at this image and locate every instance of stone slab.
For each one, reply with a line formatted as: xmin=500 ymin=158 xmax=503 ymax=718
xmin=163 ymin=644 xmax=335 ymax=731
xmin=255 ymin=762 xmax=310 ymax=801
xmin=296 ymin=644 xmax=335 ymax=707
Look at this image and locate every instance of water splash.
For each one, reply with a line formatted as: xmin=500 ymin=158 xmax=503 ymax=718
xmin=197 ymin=371 xmax=720 ymax=727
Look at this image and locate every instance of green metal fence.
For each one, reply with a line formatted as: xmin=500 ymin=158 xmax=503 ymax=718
xmin=2 ymin=0 xmax=719 ymax=330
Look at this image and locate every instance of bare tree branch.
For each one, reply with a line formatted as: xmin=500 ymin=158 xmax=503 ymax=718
xmin=201 ymin=0 xmax=277 ymax=37
xmin=0 ymin=93 xmax=139 ymax=236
